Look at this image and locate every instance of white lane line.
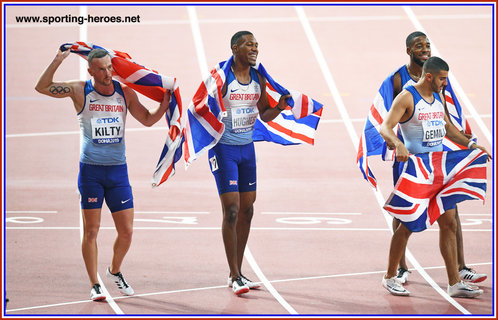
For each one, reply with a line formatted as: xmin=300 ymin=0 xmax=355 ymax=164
xmin=7 ymin=261 xmax=491 ymax=313
xmin=6 ymin=211 xmax=57 ymax=214
xmin=295 ymin=6 xmax=359 ymax=150
xmin=187 ymin=6 xmax=210 ymax=79
xmin=5 ymin=114 xmax=491 ymax=138
xmin=78 ymin=5 xmax=87 ymax=81
xmin=134 ymin=211 xmax=210 ymax=214
xmin=79 ymin=210 xmax=123 ymax=314
xmin=295 ymin=5 xmax=472 ymax=315
xmin=187 ymin=5 xmax=296 ymax=313
xmin=402 ymin=6 xmax=492 ymax=145
xmin=262 ymin=212 xmax=361 ymax=215
xmin=6 ymin=226 xmax=492 ymax=232
xmin=245 ymin=246 xmax=298 ymax=314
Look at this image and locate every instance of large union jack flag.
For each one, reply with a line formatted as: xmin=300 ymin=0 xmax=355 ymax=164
xmin=383 ymin=149 xmax=487 ymax=232
xmin=356 ymin=66 xmax=474 ymax=189
xmin=183 ymin=56 xmax=324 ymax=167
xmin=60 ymin=42 xmax=184 ymax=187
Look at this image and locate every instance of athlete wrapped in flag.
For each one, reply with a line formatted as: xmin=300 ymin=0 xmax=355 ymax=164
xmin=357 ymin=31 xmax=488 ymax=287
xmin=183 ymin=56 xmax=323 ymax=167
xmin=60 ymin=42 xmax=184 ymax=187
xmin=357 ymin=65 xmax=474 ymax=190
xmin=378 ymin=56 xmax=490 ymax=298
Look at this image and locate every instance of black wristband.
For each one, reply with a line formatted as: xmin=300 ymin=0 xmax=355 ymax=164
xmin=277 ymin=106 xmax=286 ymax=111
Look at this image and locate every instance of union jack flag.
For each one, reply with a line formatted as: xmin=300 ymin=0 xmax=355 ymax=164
xmin=183 ymin=56 xmax=324 ymax=167
xmin=60 ymin=42 xmax=184 ymax=187
xmin=383 ymin=149 xmax=487 ymax=232
xmin=356 ymin=66 xmax=474 ymax=189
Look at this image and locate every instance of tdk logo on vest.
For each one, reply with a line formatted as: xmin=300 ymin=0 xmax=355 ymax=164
xmin=96 ymin=117 xmax=120 ymax=124
xmin=235 ymin=107 xmax=255 ymax=114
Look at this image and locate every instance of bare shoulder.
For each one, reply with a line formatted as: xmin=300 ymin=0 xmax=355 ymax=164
xmin=392 ymin=89 xmax=413 ymax=110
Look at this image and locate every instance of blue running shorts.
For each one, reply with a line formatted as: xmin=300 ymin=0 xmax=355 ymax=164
xmin=208 ymin=142 xmax=257 ymax=195
xmin=78 ymin=162 xmax=133 ymax=213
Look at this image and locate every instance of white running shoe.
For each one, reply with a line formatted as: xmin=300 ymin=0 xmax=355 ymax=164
xmin=447 ymin=280 xmax=483 ymax=298
xmin=106 ymin=267 xmax=134 ymax=296
xmin=228 ymin=275 xmax=261 ymax=289
xmin=382 ymin=276 xmax=410 ymax=296
xmin=459 ymin=267 xmax=487 ymax=283
xmin=232 ymin=276 xmax=250 ymax=296
xmin=396 ymin=267 xmax=411 ymax=284
xmin=90 ymin=284 xmax=106 ymax=301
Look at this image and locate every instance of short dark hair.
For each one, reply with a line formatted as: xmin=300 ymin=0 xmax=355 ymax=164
xmin=230 ymin=31 xmax=253 ymax=49
xmin=406 ymin=31 xmax=426 ymax=47
xmin=422 ymin=56 xmax=449 ymax=75
xmin=88 ymin=49 xmax=109 ymax=65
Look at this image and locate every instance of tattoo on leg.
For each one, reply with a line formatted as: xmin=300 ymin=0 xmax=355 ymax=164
xmin=49 ymin=86 xmax=71 ymax=95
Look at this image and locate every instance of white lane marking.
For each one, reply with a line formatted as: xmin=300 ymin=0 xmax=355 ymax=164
xmin=6 ymin=211 xmax=57 ymax=214
xmin=262 ymin=212 xmax=361 ymax=215
xmin=245 ymin=246 xmax=298 ymax=314
xmin=6 ymin=226 xmax=493 ymax=232
xmin=134 ymin=211 xmax=210 ymax=214
xmin=5 ymin=114 xmax=491 ymax=138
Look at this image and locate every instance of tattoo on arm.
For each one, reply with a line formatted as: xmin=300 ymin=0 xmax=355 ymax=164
xmin=49 ymin=85 xmax=71 ymax=95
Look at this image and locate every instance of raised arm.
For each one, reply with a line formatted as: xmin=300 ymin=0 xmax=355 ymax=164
xmin=379 ymin=90 xmax=413 ymax=162
xmin=125 ymin=86 xmax=171 ymax=127
xmin=35 ymin=49 xmax=84 ymax=111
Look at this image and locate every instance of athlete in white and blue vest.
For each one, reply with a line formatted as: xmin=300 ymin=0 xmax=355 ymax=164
xmin=398 ymin=85 xmax=446 ymax=154
xmin=387 ymin=32 xmax=488 ymax=288
xmin=207 ymin=31 xmax=290 ymax=296
xmin=379 ymin=56 xmax=491 ymax=298
xmin=35 ymin=48 xmax=170 ymax=301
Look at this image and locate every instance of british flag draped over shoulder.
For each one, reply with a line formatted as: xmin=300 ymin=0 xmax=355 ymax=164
xmin=356 ymin=66 xmax=474 ymax=189
xmin=182 ymin=56 xmax=324 ymax=167
xmin=383 ymin=149 xmax=487 ymax=232
xmin=60 ymin=42 xmax=184 ymax=187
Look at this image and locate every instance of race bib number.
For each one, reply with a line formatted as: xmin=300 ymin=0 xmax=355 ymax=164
xmin=91 ymin=116 xmax=124 ymax=144
xmin=422 ymin=119 xmax=446 ymax=147
xmin=209 ymin=155 xmax=218 ymax=172
xmin=231 ymin=106 xmax=258 ymax=133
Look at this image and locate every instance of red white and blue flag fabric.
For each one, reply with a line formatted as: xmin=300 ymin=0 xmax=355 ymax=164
xmin=60 ymin=42 xmax=184 ymax=187
xmin=183 ymin=56 xmax=324 ymax=166
xmin=356 ymin=66 xmax=474 ymax=189
xmin=383 ymin=149 xmax=487 ymax=232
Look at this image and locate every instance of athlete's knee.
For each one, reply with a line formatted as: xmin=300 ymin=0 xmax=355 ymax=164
xmin=438 ymin=209 xmax=457 ymax=232
xmin=439 ymin=217 xmax=457 ymax=233
xmin=240 ymin=205 xmax=254 ymax=224
xmin=117 ymin=227 xmax=133 ymax=242
xmin=223 ymin=204 xmax=239 ymax=226
xmin=83 ymin=226 xmax=100 ymax=241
